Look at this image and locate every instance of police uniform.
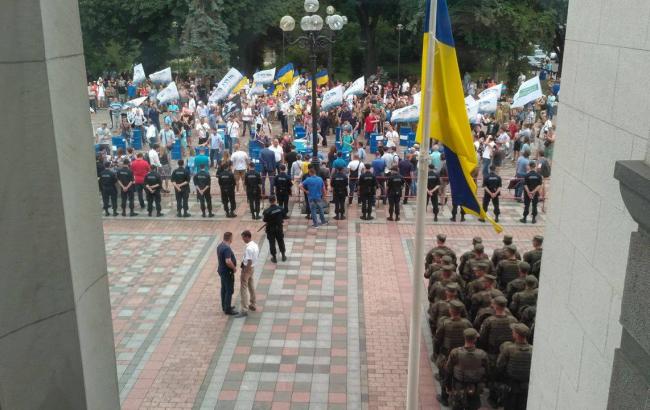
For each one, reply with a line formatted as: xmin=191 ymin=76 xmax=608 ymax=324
xmin=144 ymin=170 xmax=163 ymax=216
xmin=521 ymin=169 xmax=543 ymax=223
xmin=386 ymin=171 xmax=405 ymax=220
xmin=482 ymin=170 xmax=502 ymax=221
xmin=358 ymin=169 xmax=377 ymax=220
xmin=426 ymin=169 xmax=441 ymax=220
xmin=274 ymin=171 xmax=292 ymax=217
xmin=330 ymin=170 xmax=349 ymax=219
xmin=99 ymin=167 xmax=118 ymax=216
xmin=244 ymin=168 xmax=262 ymax=219
xmin=171 ymin=166 xmax=191 ymax=216
xmin=193 ymin=169 xmax=214 ymax=217
xmin=116 ymin=166 xmax=136 ymax=216
xmin=218 ymin=168 xmax=237 ymax=217
xmin=263 ymin=202 xmax=286 ymax=262
xmin=496 ymin=324 xmax=533 ymax=410
xmin=445 ymin=329 xmax=489 ymax=410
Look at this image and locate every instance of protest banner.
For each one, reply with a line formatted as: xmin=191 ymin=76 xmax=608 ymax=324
xmin=253 ymin=67 xmax=276 ymax=85
xmin=322 ymin=86 xmax=343 ymax=111
xmin=344 ymin=76 xmax=365 ymax=98
xmin=156 ymin=81 xmax=179 ymax=104
xmin=133 ymin=63 xmax=145 ymax=84
xmin=149 ymin=67 xmax=172 ymax=84
xmin=511 ymin=76 xmax=543 ymax=108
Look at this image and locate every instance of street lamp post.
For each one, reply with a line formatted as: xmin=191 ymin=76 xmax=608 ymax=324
xmin=396 ymin=23 xmax=404 ymax=83
xmin=280 ymin=0 xmax=347 ymax=169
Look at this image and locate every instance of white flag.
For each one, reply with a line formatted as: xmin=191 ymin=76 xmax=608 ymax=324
xmin=156 ymin=81 xmax=179 ymax=104
xmin=209 ymin=68 xmax=244 ymax=103
xmin=253 ymin=67 xmax=276 ymax=85
xmin=477 ymin=83 xmax=502 ymax=113
xmin=149 ymin=67 xmax=172 ymax=84
xmin=322 ymin=86 xmax=344 ymax=111
xmin=465 ymin=96 xmax=479 ymax=119
xmin=391 ymin=104 xmax=420 ymax=123
xmin=412 ymin=92 xmax=421 ymax=107
xmin=343 ymin=76 xmax=365 ymax=98
xmin=511 ymin=76 xmax=543 ymax=108
xmin=125 ymin=96 xmax=149 ymax=107
xmin=247 ymin=82 xmax=266 ymax=98
xmin=133 ymin=63 xmax=146 ymax=84
xmin=288 ymin=78 xmax=300 ymax=103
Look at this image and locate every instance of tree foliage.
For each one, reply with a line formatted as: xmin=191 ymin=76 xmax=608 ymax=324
xmin=181 ymin=0 xmax=230 ymax=77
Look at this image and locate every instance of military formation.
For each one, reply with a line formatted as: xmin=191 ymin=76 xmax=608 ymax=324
xmin=426 ymin=234 xmax=542 ymax=410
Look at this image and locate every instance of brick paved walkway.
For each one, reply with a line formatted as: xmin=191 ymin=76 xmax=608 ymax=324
xmin=104 ymin=191 xmax=544 ymax=410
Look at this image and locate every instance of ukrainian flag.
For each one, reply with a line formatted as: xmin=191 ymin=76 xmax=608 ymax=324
xmin=417 ymin=0 xmax=502 ymax=233
xmin=315 ymin=69 xmax=329 ymax=86
xmin=232 ymin=76 xmax=249 ymax=93
xmin=276 ymin=63 xmax=295 ymax=85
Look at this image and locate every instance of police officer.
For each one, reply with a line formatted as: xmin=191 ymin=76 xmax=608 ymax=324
xmin=426 ymin=164 xmax=441 ymax=221
xmin=193 ymin=163 xmax=214 ymax=218
xmin=144 ymin=165 xmax=164 ymax=217
xmin=330 ymin=166 xmax=349 ymax=220
xmin=496 ymin=323 xmax=533 ymax=410
xmin=445 ymin=328 xmax=489 ymax=410
xmin=244 ymin=162 xmax=262 ymax=220
xmin=99 ymin=162 xmax=118 ymax=216
xmin=520 ymin=160 xmax=543 ymax=224
xmin=481 ymin=165 xmax=502 ymax=223
xmin=386 ymin=166 xmax=405 ymax=221
xmin=358 ymin=163 xmax=377 ymax=220
xmin=434 ymin=300 xmax=473 ymax=407
xmin=218 ymin=163 xmax=237 ymax=218
xmin=523 ymin=235 xmax=543 ymax=277
xmin=262 ymin=196 xmax=287 ymax=263
xmin=274 ymin=164 xmax=292 ymax=218
xmin=116 ymin=159 xmax=137 ymax=217
xmin=171 ymin=159 xmax=191 ymax=217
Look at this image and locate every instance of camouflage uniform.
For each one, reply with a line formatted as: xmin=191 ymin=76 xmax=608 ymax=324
xmin=496 ymin=245 xmax=521 ymax=291
xmin=523 ymin=235 xmax=543 ymax=278
xmin=445 ymin=329 xmax=489 ymax=410
xmin=497 ymin=324 xmax=533 ymax=410
xmin=510 ymin=276 xmax=538 ymax=319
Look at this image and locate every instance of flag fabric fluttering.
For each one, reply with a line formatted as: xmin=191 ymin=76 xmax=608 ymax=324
xmin=276 ymin=63 xmax=295 ymax=85
xmin=315 ymin=69 xmax=329 ymax=86
xmin=416 ymin=0 xmax=502 ymax=233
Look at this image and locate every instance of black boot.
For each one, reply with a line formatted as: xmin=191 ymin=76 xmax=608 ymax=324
xmin=271 ymin=255 xmax=277 ymax=263
xmin=282 ymin=253 xmax=287 ymax=261
xmin=520 ymin=217 xmax=527 ymax=224
xmin=156 ymin=212 xmax=164 ymax=217
xmin=449 ymin=216 xmax=456 ymax=222
xmin=130 ymin=211 xmax=138 ymax=217
xmin=460 ymin=215 xmax=465 ymax=222
xmin=122 ymin=210 xmax=127 ymax=217
xmin=495 ymin=215 xmax=499 ymax=222
xmin=434 ymin=214 xmax=438 ymax=222
xmin=104 ymin=210 xmax=109 ymax=216
xmin=532 ymin=216 xmax=537 ymax=224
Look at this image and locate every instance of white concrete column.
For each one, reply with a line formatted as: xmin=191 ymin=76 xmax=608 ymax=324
xmin=0 ymin=1 xmax=119 ymax=409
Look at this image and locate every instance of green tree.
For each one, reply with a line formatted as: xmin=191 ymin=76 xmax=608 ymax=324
xmin=181 ymin=0 xmax=230 ymax=77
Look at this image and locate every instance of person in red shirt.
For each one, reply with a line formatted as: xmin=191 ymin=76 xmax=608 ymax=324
xmin=364 ymin=108 xmax=379 ymax=139
xmin=130 ymin=152 xmax=151 ymax=209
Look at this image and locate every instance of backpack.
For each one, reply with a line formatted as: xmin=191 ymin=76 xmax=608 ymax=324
xmin=539 ymin=159 xmax=551 ymax=178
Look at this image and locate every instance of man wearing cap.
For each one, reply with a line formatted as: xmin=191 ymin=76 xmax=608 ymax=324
xmin=426 ymin=234 xmax=457 ymax=268
xmin=434 ymin=300 xmax=473 ymax=407
xmin=462 ymin=243 xmax=492 ymax=282
xmin=510 ymin=275 xmax=538 ymax=319
xmin=478 ymin=296 xmax=518 ymax=406
xmin=262 ymin=196 xmax=287 ymax=263
xmin=445 ymin=328 xmax=488 ymax=410
xmin=523 ymin=235 xmax=543 ymax=278
xmin=480 ymin=164 xmax=502 ymax=223
xmin=428 ymin=264 xmax=465 ymax=303
xmin=505 ymin=262 xmax=530 ymax=301
xmin=425 ymin=164 xmax=442 ymax=221
xmin=358 ymin=163 xmax=377 ymax=220
xmin=466 ymin=262 xmax=489 ymax=300
xmin=425 ymin=251 xmax=450 ymax=290
xmin=386 ymin=166 xmax=405 ymax=221
xmin=491 ymin=235 xmax=521 ymax=266
xmin=520 ymin=160 xmax=543 ymax=224
xmin=428 ymin=283 xmax=467 ymax=337
xmin=330 ymin=166 xmax=349 ymax=220
xmin=244 ymin=162 xmax=263 ymax=220
xmin=458 ymin=237 xmax=482 ymax=276
xmin=469 ymin=274 xmax=504 ymax=324
xmin=497 ymin=323 xmax=533 ymax=410
xmin=496 ymin=245 xmax=521 ymax=291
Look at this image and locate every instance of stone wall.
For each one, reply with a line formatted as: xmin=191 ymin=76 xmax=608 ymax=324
xmin=527 ymin=1 xmax=650 ymax=409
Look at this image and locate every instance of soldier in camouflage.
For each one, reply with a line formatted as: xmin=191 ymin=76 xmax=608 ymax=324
xmin=496 ymin=245 xmax=521 ymax=291
xmin=510 ymin=275 xmax=538 ymax=319
xmin=457 ymin=237 xmax=483 ymax=277
xmin=462 ymin=243 xmax=493 ymax=282
xmin=445 ymin=328 xmax=489 ymax=410
xmin=429 ymin=264 xmax=466 ymax=303
xmin=506 ymin=261 xmax=531 ymax=303
xmin=523 ymin=235 xmax=543 ymax=278
xmin=491 ymin=234 xmax=521 ymax=267
xmin=426 ymin=233 xmax=457 ymax=268
xmin=429 ymin=283 xmax=468 ymax=340
xmin=497 ymin=323 xmax=533 ymax=410
xmin=469 ymin=274 xmax=502 ymax=323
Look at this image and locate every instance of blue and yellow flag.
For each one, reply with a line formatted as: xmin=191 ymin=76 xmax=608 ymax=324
xmin=417 ymin=0 xmax=502 ymax=233
xmin=315 ymin=69 xmax=329 ymax=86
xmin=276 ymin=63 xmax=295 ymax=85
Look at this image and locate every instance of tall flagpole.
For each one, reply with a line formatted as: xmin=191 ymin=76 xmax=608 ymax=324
xmin=406 ymin=0 xmax=437 ymax=409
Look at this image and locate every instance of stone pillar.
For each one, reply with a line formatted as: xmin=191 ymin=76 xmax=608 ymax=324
xmin=0 ymin=1 xmax=119 ymax=409
xmin=608 ymin=160 xmax=650 ymax=410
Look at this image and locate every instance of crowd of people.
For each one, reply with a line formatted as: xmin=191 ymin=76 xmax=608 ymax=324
xmin=425 ymin=233 xmax=542 ymax=410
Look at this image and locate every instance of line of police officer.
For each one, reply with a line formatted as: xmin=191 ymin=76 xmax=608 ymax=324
xmin=99 ymin=159 xmax=165 ymax=217
xmin=425 ymin=233 xmax=543 ymax=410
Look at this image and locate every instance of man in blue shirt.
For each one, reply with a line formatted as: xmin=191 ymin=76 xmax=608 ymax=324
xmin=216 ymin=232 xmax=238 ymax=315
xmin=332 ymin=152 xmax=348 ymax=170
xmin=259 ymin=142 xmax=277 ymax=196
xmin=515 ymin=151 xmax=530 ymax=200
xmin=127 ymin=81 xmax=137 ymax=99
xmin=300 ymin=165 xmax=327 ymax=227
xmin=194 ymin=147 xmax=210 ymax=174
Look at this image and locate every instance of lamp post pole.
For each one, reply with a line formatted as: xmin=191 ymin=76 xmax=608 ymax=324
xmin=309 ymin=34 xmax=320 ymax=169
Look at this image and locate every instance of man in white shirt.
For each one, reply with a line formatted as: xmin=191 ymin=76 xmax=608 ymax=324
xmin=230 ymin=144 xmax=249 ymax=192
xmin=159 ymin=123 xmax=175 ymax=148
xmin=241 ymin=102 xmax=253 ymax=137
xmin=384 ymin=123 xmax=399 ymax=149
xmin=401 ymin=79 xmax=410 ymax=95
xmin=227 ymin=118 xmax=241 ymax=146
xmin=145 ymin=122 xmax=158 ymax=146
xmin=237 ymin=230 xmax=259 ymax=317
xmin=95 ymin=123 xmax=111 ymax=153
xmin=270 ymin=138 xmax=284 ymax=168
xmin=382 ymin=147 xmax=399 ymax=172
xmin=148 ymin=144 xmax=161 ymax=168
